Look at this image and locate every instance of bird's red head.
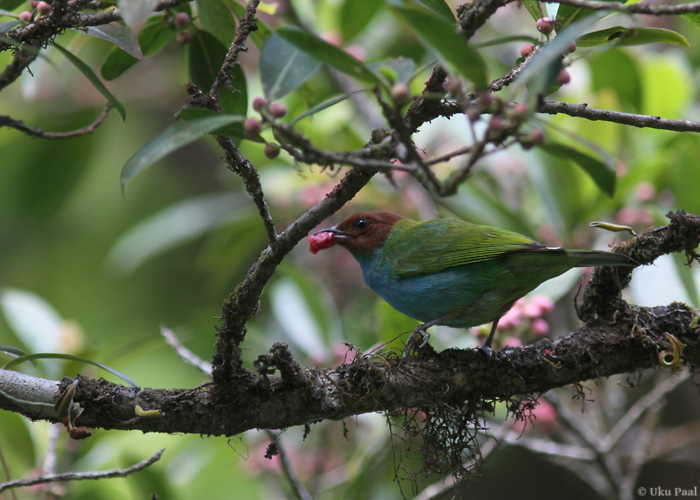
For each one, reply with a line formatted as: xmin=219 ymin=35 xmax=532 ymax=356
xmin=308 ymin=211 xmax=404 ymax=255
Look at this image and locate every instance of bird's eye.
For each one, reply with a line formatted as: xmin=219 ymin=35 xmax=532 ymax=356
xmin=354 ymin=218 xmax=371 ymax=230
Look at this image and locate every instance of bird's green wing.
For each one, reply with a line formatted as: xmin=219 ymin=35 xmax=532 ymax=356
xmin=385 ymin=218 xmax=541 ymax=276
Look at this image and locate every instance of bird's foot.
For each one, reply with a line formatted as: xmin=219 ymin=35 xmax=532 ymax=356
xmin=476 ymin=345 xmax=493 ymax=358
xmin=404 ymin=328 xmax=430 ymax=357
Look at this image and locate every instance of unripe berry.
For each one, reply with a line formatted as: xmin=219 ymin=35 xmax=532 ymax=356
xmin=252 ymin=97 xmax=268 ymax=112
xmin=510 ymin=102 xmax=528 ymax=117
xmin=268 ymin=101 xmax=287 ymax=119
xmin=36 ymin=1 xmax=51 ymax=15
xmin=176 ymin=30 xmax=191 ymax=44
xmin=264 ymin=142 xmax=280 ymax=159
xmin=556 ymin=69 xmax=571 ymax=85
xmin=567 ymin=41 xmax=577 ymax=54
xmin=489 ymin=115 xmax=504 ymax=132
xmin=390 ymin=83 xmax=409 ymax=104
xmin=243 ymin=117 xmax=261 ymax=138
xmin=536 ymin=17 xmax=554 ymax=35
xmin=174 ymin=12 xmax=190 ymax=29
xmin=19 ymin=10 xmax=32 ymax=22
xmin=520 ymin=43 xmax=535 ymax=58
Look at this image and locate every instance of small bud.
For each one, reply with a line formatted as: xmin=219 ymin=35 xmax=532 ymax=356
xmin=30 ymin=0 xmax=39 ymax=7
xmin=252 ymin=97 xmax=268 ymax=112
xmin=556 ymin=69 xmax=571 ymax=85
xmin=19 ymin=10 xmax=32 ymax=22
xmin=510 ymin=102 xmax=529 ymax=117
xmin=268 ymin=101 xmax=287 ymax=119
xmin=520 ymin=43 xmax=535 ymax=58
xmin=390 ymin=83 xmax=409 ymax=104
xmin=36 ymin=1 xmax=51 ymax=15
xmin=529 ymin=127 xmax=545 ymax=145
xmin=489 ymin=115 xmax=504 ymax=132
xmin=536 ymin=17 xmax=554 ymax=35
xmin=567 ymin=41 xmax=577 ymax=54
xmin=174 ymin=12 xmax=190 ymax=29
xmin=530 ymin=318 xmax=550 ymax=336
xmin=243 ymin=117 xmax=261 ymax=138
xmin=176 ymin=30 xmax=191 ymax=44
xmin=264 ymin=142 xmax=280 ymax=159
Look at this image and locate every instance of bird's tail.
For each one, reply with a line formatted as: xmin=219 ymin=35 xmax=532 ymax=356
xmin=567 ymin=250 xmax=637 ymax=267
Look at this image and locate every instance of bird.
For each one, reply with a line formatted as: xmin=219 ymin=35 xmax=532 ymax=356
xmin=308 ymin=211 xmax=637 ymax=355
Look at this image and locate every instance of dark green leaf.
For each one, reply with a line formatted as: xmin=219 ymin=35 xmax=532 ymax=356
xmin=557 ymin=0 xmax=616 ymax=27
xmin=577 ymin=27 xmax=690 ymax=48
xmin=54 ymin=43 xmax=126 ymax=120
xmin=474 ymin=35 xmax=538 ymax=49
xmin=540 ymin=143 xmax=616 ymax=197
xmin=339 ymin=0 xmax=385 ymax=41
xmin=0 ymin=0 xmax=25 ymax=12
xmin=188 ymin=30 xmax=226 ymax=91
xmin=522 ymin=0 xmax=546 ymax=22
xmin=390 ymin=3 xmax=487 ymax=89
xmin=276 ymin=26 xmax=380 ymax=85
xmin=260 ymin=33 xmax=322 ymax=100
xmin=196 ymin=0 xmax=237 ymax=46
xmin=220 ymin=62 xmax=248 ymax=116
xmin=589 ymin=49 xmax=642 ymax=111
xmin=3 ymin=352 xmax=138 ymax=387
xmin=418 ymin=0 xmax=455 ymax=23
xmin=289 ymin=89 xmax=371 ymax=125
xmin=81 ymin=22 xmax=143 ymax=59
xmin=121 ymin=115 xmax=245 ymax=191
xmin=100 ymin=18 xmax=175 ymax=80
xmin=0 ymin=345 xmax=29 ymax=358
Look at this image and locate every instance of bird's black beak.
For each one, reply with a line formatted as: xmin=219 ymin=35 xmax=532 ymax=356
xmin=314 ymin=226 xmax=349 ymax=241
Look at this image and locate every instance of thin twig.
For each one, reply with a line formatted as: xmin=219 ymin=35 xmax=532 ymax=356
xmin=160 ymin=324 xmax=212 ymax=376
xmin=0 ymin=104 xmax=112 ymax=139
xmin=265 ymin=431 xmax=313 ymax=500
xmin=0 ymin=449 xmax=165 ymax=494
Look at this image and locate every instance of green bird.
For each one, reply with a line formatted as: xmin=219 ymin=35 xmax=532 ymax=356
xmin=309 ymin=211 xmax=637 ymax=354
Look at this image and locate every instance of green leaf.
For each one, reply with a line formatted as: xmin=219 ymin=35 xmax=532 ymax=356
xmin=540 ymin=143 xmax=616 ymax=197
xmin=577 ymin=27 xmax=690 ymax=48
xmin=681 ymin=12 xmax=700 ymax=30
xmin=339 ymin=0 xmax=385 ymax=41
xmin=121 ymin=115 xmax=244 ymax=191
xmin=289 ymin=89 xmax=370 ymax=125
xmin=196 ymin=0 xmax=237 ymax=46
xmin=389 ymin=3 xmax=487 ymax=89
xmin=514 ymin=14 xmax=604 ymax=105
xmin=0 ymin=0 xmax=25 ymax=12
xmin=100 ymin=17 xmax=176 ymax=80
xmin=81 ymin=22 xmax=143 ymax=59
xmin=260 ymin=33 xmax=322 ymax=100
xmin=54 ymin=43 xmax=126 ymax=120
xmin=589 ymin=49 xmax=642 ymax=111
xmin=0 ymin=288 xmax=63 ymax=354
xmin=3 ymin=353 xmax=138 ymax=387
xmin=276 ymin=26 xmax=380 ymax=85
xmin=557 ymin=0 xmax=617 ymax=27
xmin=418 ymin=0 xmax=455 ymax=22
xmin=522 ymin=0 xmax=546 ymax=22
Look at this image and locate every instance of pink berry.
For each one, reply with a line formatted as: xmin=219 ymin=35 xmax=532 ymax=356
xmin=510 ymin=102 xmax=528 ymax=117
xmin=489 ymin=115 xmax=504 ymax=132
xmin=176 ymin=30 xmax=191 ymax=44
xmin=264 ymin=142 xmax=280 ymax=159
xmin=529 ymin=127 xmax=546 ymax=145
xmin=531 ymin=318 xmax=550 ymax=336
xmin=536 ymin=17 xmax=554 ymax=35
xmin=556 ymin=69 xmax=570 ymax=85
xmin=252 ymin=97 xmax=268 ymax=112
xmin=19 ymin=10 xmax=32 ymax=22
xmin=174 ymin=12 xmax=190 ymax=29
xmin=390 ymin=83 xmax=409 ymax=104
xmin=243 ymin=117 xmax=261 ymax=138
xmin=520 ymin=43 xmax=535 ymax=58
xmin=29 ymin=0 xmax=39 ymax=7
xmin=36 ymin=1 xmax=51 ymax=15
xmin=268 ymin=102 xmax=287 ymax=119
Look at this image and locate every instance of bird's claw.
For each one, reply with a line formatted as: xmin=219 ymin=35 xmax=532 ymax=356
xmin=404 ymin=328 xmax=430 ymax=357
xmin=477 ymin=345 xmax=493 ymax=358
